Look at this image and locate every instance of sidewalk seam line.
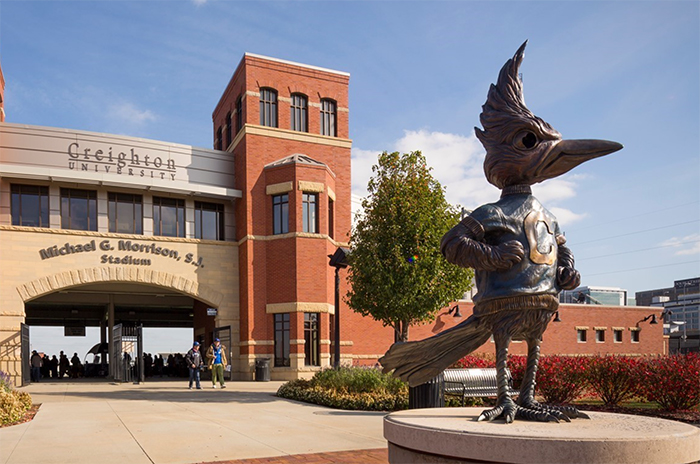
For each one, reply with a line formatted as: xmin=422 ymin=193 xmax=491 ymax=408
xmin=106 ymin=400 xmax=156 ymax=464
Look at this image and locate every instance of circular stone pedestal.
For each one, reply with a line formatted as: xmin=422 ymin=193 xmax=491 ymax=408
xmin=384 ymin=407 xmax=700 ymax=464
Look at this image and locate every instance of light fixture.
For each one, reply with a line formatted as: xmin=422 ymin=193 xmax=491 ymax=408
xmin=447 ymin=305 xmax=462 ymax=318
xmin=636 ymin=314 xmax=658 ymax=327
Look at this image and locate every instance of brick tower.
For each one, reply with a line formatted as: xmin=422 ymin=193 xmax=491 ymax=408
xmin=213 ymin=54 xmax=352 ymax=379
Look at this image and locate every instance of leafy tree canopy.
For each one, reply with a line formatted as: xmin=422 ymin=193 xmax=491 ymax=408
xmin=347 ymin=151 xmax=473 ymax=341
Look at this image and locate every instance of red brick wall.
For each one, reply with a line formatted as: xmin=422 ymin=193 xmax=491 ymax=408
xmin=220 ymin=55 xmax=351 ymax=365
xmin=344 ymin=302 xmax=667 ymax=364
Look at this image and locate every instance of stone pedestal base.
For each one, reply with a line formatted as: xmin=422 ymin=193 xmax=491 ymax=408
xmin=384 ymin=407 xmax=700 ymax=464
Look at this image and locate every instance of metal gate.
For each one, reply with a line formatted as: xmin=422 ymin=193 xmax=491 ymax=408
xmin=213 ymin=325 xmax=232 ymax=381
xmin=112 ymin=324 xmax=144 ymax=383
xmin=21 ymin=323 xmax=30 ymax=386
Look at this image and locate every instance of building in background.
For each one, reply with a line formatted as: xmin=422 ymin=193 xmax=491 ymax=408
xmin=560 ymin=286 xmax=629 ymax=306
xmin=641 ymin=278 xmax=700 ymax=353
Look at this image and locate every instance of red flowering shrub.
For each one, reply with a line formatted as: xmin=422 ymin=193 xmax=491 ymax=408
xmin=586 ymin=355 xmax=641 ymax=407
xmin=535 ymin=356 xmax=590 ymax=404
xmin=452 ymin=354 xmax=495 ymax=369
xmin=505 ymin=355 xmax=526 ymax=391
xmin=638 ymin=353 xmax=700 ymax=411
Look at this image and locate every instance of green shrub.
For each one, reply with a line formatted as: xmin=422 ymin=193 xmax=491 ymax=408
xmin=277 ymin=367 xmax=408 ymax=411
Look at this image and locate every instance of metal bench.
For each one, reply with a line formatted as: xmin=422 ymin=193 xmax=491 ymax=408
xmin=443 ymin=368 xmax=517 ymax=406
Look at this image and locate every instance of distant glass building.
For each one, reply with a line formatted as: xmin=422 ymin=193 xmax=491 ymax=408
xmin=642 ymin=278 xmax=700 ymax=354
xmin=559 ymin=286 xmax=628 ymax=306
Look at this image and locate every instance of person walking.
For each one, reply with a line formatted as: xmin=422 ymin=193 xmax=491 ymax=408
xmin=207 ymin=338 xmax=227 ymax=389
xmin=30 ymin=350 xmax=42 ymax=382
xmin=185 ymin=342 xmax=203 ymax=389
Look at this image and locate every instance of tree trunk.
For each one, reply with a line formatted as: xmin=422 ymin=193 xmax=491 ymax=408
xmin=398 ymin=321 xmax=410 ymax=342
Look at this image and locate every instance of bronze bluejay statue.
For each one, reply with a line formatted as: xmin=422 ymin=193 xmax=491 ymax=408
xmin=379 ymin=41 xmax=622 ymax=423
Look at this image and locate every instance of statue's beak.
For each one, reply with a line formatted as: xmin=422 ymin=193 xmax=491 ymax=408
xmin=535 ymin=139 xmax=623 ymax=180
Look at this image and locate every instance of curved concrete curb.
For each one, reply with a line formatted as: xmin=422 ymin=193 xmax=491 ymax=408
xmin=384 ymin=407 xmax=700 ymax=464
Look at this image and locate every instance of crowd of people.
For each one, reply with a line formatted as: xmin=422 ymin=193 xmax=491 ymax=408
xmin=29 ymin=340 xmax=229 ymax=384
xmin=29 ymin=350 xmax=84 ymax=381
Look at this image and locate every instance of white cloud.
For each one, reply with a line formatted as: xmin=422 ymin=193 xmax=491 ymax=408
xmin=352 ymin=130 xmax=500 ymax=210
xmin=191 ymin=0 xmax=208 ymax=5
xmin=661 ymin=234 xmax=700 ymax=256
xmin=548 ymin=207 xmax=588 ymax=227
xmin=352 ymin=130 xmax=590 ymax=228
xmin=108 ymin=101 xmax=157 ymax=127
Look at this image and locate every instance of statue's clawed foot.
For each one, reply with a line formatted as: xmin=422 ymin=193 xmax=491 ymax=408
xmin=477 ymin=397 xmax=518 ymax=423
xmin=517 ymin=397 xmax=590 ymax=421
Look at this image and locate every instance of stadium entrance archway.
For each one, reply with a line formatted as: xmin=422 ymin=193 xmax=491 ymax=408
xmin=22 ymin=279 xmax=219 ymax=385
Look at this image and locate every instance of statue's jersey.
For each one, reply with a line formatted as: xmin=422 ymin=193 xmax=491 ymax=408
xmin=469 ymin=193 xmax=560 ymax=305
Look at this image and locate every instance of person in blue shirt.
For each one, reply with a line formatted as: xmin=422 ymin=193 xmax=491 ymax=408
xmin=207 ymin=338 xmax=227 ymax=389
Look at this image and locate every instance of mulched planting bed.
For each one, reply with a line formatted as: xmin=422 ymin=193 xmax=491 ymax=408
xmin=1 ymin=404 xmax=41 ymax=428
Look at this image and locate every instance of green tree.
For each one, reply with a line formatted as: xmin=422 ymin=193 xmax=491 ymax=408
xmin=347 ymin=151 xmax=473 ymax=342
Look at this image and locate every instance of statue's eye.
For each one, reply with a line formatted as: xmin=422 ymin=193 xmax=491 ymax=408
xmin=514 ymin=130 xmax=538 ymax=150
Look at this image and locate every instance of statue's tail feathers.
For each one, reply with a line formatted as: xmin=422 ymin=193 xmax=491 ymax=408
xmin=379 ymin=315 xmax=491 ymax=387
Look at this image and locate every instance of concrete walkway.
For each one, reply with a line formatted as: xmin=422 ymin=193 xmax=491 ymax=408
xmin=0 ymin=379 xmax=387 ymax=464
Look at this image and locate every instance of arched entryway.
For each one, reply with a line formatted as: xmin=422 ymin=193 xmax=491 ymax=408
xmin=18 ymin=267 xmax=223 ymax=385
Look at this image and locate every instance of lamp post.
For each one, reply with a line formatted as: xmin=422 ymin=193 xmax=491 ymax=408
xmin=328 ymin=247 xmax=350 ymax=369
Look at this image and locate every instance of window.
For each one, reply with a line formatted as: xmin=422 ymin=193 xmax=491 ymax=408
xmin=194 ymin=201 xmax=224 ymax=240
xmin=274 ymin=313 xmax=290 ymax=367
xmin=272 ymin=194 xmax=289 ymax=235
xmin=614 ymin=329 xmax=623 ymax=343
xmin=596 ymin=329 xmax=605 ymax=343
xmin=259 ymin=88 xmax=278 ymax=127
xmin=61 ymin=188 xmax=97 ymax=231
xmin=328 ymin=198 xmax=334 ymax=239
xmin=577 ymin=329 xmax=587 ymax=343
xmin=235 ymin=95 xmax=243 ymax=132
xmin=153 ymin=197 xmax=185 ymax=237
xmin=216 ymin=126 xmax=223 ymax=151
xmin=302 ymin=193 xmax=318 ymax=233
xmin=290 ymin=93 xmax=308 ymax=132
xmin=225 ymin=112 xmax=232 ymax=149
xmin=108 ymin=193 xmax=143 ymax=234
xmin=631 ymin=330 xmax=640 ymax=343
xmin=11 ymin=184 xmax=49 ymax=227
xmin=304 ymin=313 xmax=320 ymax=366
xmin=320 ymin=99 xmax=337 ymax=136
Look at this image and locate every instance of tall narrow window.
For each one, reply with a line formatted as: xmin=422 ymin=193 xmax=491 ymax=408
xmin=304 ymin=313 xmax=320 ymax=366
xmin=153 ymin=197 xmax=185 ymax=237
xmin=302 ymin=193 xmax=318 ymax=233
xmin=328 ymin=198 xmax=334 ymax=239
xmin=61 ymin=188 xmax=97 ymax=231
xmin=225 ymin=112 xmax=232 ymax=149
xmin=235 ymin=95 xmax=243 ymax=132
xmin=194 ymin=201 xmax=224 ymax=240
xmin=577 ymin=329 xmax=587 ymax=343
xmin=631 ymin=330 xmax=640 ymax=343
xmin=320 ymin=99 xmax=337 ymax=136
xmin=11 ymin=184 xmax=49 ymax=227
xmin=290 ymin=93 xmax=308 ymax=132
xmin=259 ymin=88 xmax=278 ymax=127
xmin=272 ymin=194 xmax=289 ymax=235
xmin=215 ymin=126 xmax=223 ymax=150
xmin=274 ymin=313 xmax=290 ymax=367
xmin=108 ymin=193 xmax=143 ymax=234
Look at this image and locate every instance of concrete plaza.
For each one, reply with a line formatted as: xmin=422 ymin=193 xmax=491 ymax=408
xmin=0 ymin=380 xmax=387 ymax=464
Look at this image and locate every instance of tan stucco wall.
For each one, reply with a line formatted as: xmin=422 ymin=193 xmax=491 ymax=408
xmin=0 ymin=226 xmax=239 ymax=385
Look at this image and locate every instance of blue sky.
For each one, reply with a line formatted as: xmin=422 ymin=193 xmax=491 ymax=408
xmin=2 ymin=1 xmax=698 ymax=355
